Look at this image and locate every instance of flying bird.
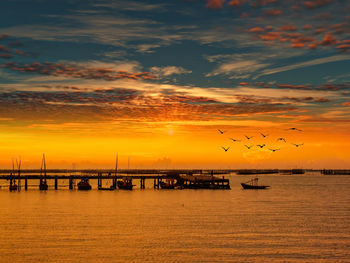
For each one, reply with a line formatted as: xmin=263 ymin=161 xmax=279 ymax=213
xmin=218 ymin=129 xmax=225 ymax=134
xmin=222 ymin=146 xmax=230 ymax=152
xmin=269 ymin=148 xmax=280 ymax=152
xmin=277 ymin=137 xmax=286 ymax=143
xmin=245 ymin=135 xmax=254 ymax=140
xmin=287 ymin=127 xmax=302 ymax=131
xmin=292 ymin=143 xmax=304 ymax=147
xmin=257 ymin=144 xmax=266 ymax=148
xmin=260 ymin=132 xmax=269 ymax=138
xmin=245 ymin=145 xmax=254 ymax=149
xmin=230 ymin=138 xmax=241 ymax=142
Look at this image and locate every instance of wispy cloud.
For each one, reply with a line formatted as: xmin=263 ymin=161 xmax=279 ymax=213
xmin=260 ymin=54 xmax=350 ymax=76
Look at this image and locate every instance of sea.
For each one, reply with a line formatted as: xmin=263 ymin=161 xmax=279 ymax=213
xmin=0 ymin=172 xmax=349 ymax=262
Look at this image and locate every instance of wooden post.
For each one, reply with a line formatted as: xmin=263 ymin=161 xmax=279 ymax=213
xmin=113 ymin=177 xmax=117 ymax=189
xmin=140 ymin=178 xmax=145 ymax=189
xmin=55 ymin=177 xmax=58 ymax=190
xmin=157 ymin=177 xmax=160 ymax=189
xmin=98 ymin=173 xmax=101 ymax=189
xmin=69 ymin=176 xmax=73 ymax=190
xmin=25 ymin=177 xmax=28 ymax=190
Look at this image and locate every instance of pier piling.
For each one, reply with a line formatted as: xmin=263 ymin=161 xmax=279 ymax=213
xmin=69 ymin=176 xmax=73 ymax=190
xmin=140 ymin=177 xmax=145 ymax=189
xmin=25 ymin=177 xmax=28 ymax=190
xmin=55 ymin=177 xmax=58 ymax=190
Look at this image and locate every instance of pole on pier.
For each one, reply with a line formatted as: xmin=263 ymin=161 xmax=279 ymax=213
xmin=69 ymin=176 xmax=73 ymax=190
xmin=55 ymin=177 xmax=58 ymax=190
xmin=140 ymin=178 xmax=145 ymax=189
xmin=98 ymin=173 xmax=101 ymax=189
xmin=154 ymin=178 xmax=156 ymax=189
xmin=156 ymin=177 xmax=160 ymax=189
xmin=25 ymin=177 xmax=28 ymax=190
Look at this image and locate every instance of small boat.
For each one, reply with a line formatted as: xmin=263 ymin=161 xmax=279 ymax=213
xmin=39 ymin=181 xmax=48 ymax=190
xmin=9 ymin=182 xmax=18 ymax=191
xmin=160 ymin=179 xmax=176 ymax=189
xmin=117 ymin=177 xmax=134 ymax=190
xmin=98 ymin=185 xmax=116 ymax=191
xmin=77 ymin=178 xmax=92 ymax=190
xmin=241 ymin=177 xmax=270 ymax=189
xmin=39 ymin=154 xmax=48 ymax=190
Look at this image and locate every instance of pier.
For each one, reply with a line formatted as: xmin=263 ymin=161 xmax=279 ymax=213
xmin=0 ymin=169 xmax=231 ymax=190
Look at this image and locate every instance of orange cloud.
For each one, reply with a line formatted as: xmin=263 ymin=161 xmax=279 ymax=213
xmin=228 ymin=0 xmax=246 ymax=7
xmin=206 ymin=0 xmax=225 ymax=9
xmin=249 ymin=27 xmax=265 ymax=32
xmin=264 ymin=9 xmax=282 ymax=16
xmin=303 ymin=0 xmax=333 ymax=9
xmin=279 ymin=25 xmax=297 ymax=32
xmin=320 ymin=33 xmax=338 ymax=46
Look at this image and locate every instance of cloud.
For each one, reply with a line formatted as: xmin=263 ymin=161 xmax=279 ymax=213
xmin=206 ymin=0 xmax=226 ymax=9
xmin=320 ymin=33 xmax=338 ymax=46
xmin=260 ymin=54 xmax=350 ymax=76
xmin=1 ymin=61 xmax=157 ymax=81
xmin=264 ymin=9 xmax=282 ymax=16
xmin=303 ymin=0 xmax=333 ymax=9
xmin=150 ymin=66 xmax=192 ymax=76
xmin=206 ymin=60 xmax=269 ymax=78
xmin=228 ymin=0 xmax=246 ymax=8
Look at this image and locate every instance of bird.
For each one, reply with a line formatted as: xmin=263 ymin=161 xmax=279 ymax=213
xmin=257 ymin=144 xmax=266 ymax=148
xmin=260 ymin=132 xmax=268 ymax=138
xmin=287 ymin=127 xmax=302 ymax=131
xmin=229 ymin=138 xmax=241 ymax=142
xmin=245 ymin=135 xmax=254 ymax=140
xmin=292 ymin=143 xmax=304 ymax=147
xmin=269 ymin=148 xmax=280 ymax=152
xmin=244 ymin=145 xmax=253 ymax=149
xmin=277 ymin=137 xmax=286 ymax=143
xmin=222 ymin=146 xmax=230 ymax=152
xmin=218 ymin=129 xmax=225 ymax=134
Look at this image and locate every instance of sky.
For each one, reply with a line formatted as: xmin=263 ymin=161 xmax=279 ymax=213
xmin=0 ymin=0 xmax=349 ymax=169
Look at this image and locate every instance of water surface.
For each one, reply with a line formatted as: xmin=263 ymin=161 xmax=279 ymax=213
xmin=0 ymin=173 xmax=349 ymax=262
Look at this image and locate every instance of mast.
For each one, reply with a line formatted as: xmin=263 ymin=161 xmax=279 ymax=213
xmin=16 ymin=157 xmax=21 ymax=190
xmin=43 ymin=154 xmax=47 ymax=183
xmin=115 ymin=153 xmax=118 ymax=176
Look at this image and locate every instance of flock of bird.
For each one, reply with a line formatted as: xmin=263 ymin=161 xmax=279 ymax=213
xmin=218 ymin=128 xmax=304 ymax=153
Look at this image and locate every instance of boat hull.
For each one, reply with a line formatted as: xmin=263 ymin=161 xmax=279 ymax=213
xmin=77 ymin=184 xmax=92 ymax=190
xmin=117 ymin=181 xmax=133 ymax=190
xmin=241 ymin=183 xmax=269 ymax=189
xmin=39 ymin=183 xmax=48 ymax=190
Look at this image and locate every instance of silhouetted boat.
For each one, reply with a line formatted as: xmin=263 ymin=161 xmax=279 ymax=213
xmin=241 ymin=178 xmax=270 ymax=189
xmin=160 ymin=179 xmax=176 ymax=189
xmin=117 ymin=177 xmax=134 ymax=190
xmin=291 ymin=169 xmax=305 ymax=174
xmin=9 ymin=182 xmax=18 ymax=191
xmin=77 ymin=178 xmax=92 ymax=190
xmin=9 ymin=158 xmax=20 ymax=191
xmin=98 ymin=185 xmax=116 ymax=191
xmin=39 ymin=154 xmax=48 ymax=190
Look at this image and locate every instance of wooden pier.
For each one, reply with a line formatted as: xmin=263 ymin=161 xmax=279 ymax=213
xmin=0 ymin=169 xmax=231 ymax=191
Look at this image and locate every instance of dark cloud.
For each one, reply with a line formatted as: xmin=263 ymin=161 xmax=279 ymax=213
xmin=1 ymin=62 xmax=157 ymax=81
xmin=0 ymin=87 xmax=297 ymax=123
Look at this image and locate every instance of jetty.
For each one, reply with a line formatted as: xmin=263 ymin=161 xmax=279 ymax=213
xmin=0 ymin=169 xmax=230 ymax=190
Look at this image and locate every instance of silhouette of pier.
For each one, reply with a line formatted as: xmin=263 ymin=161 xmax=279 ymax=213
xmin=0 ymin=169 xmax=231 ymax=190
